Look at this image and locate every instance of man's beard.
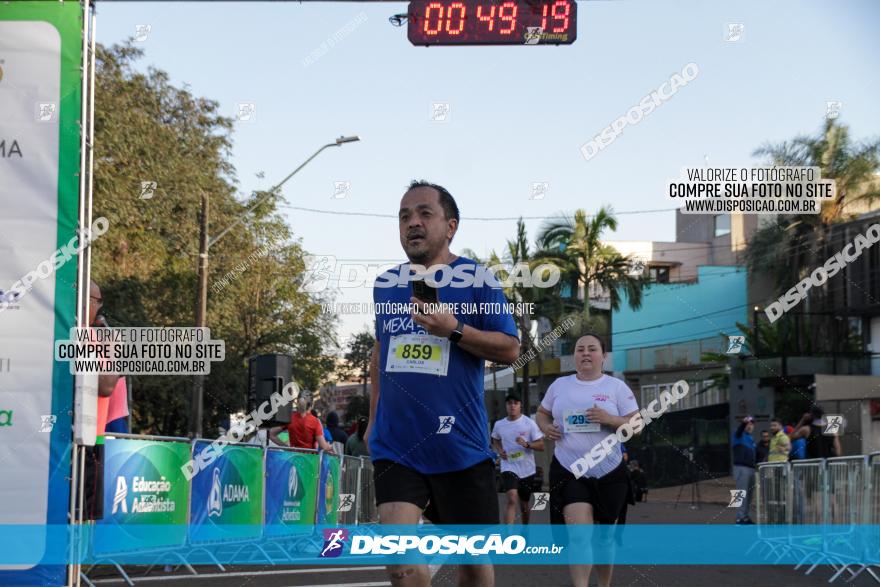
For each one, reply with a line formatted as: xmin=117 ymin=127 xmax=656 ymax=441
xmin=404 ymin=239 xmax=437 ymax=265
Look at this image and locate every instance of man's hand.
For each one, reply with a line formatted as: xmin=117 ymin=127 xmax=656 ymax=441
xmin=515 ymin=436 xmax=528 ymax=448
xmin=409 ymin=297 xmax=457 ymax=338
xmin=498 ymin=449 xmax=508 ymax=460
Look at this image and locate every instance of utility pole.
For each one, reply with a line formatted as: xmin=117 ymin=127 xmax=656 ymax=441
xmin=187 ymin=135 xmax=360 ymax=438
xmin=192 ymin=192 xmax=209 ymax=438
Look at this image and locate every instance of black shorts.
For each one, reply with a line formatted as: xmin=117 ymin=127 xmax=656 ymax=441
xmin=373 ymin=459 xmax=500 ymax=525
xmin=549 ymin=457 xmax=629 ymax=525
xmin=501 ymin=471 xmax=535 ymax=503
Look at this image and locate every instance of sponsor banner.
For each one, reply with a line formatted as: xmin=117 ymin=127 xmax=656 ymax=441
xmin=316 ymin=453 xmax=341 ymax=526
xmin=0 ymin=525 xmax=877 ymax=565
xmin=0 ymin=1 xmax=83 ymax=584
xmin=188 ymin=441 xmax=264 ymax=544
xmin=264 ymin=449 xmax=319 ymax=534
xmin=93 ymin=438 xmax=190 ymax=555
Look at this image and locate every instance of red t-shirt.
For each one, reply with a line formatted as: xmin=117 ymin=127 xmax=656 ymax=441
xmin=287 ymin=412 xmax=323 ymax=449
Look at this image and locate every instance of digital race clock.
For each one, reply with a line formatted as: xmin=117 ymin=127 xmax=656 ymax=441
xmin=407 ymin=0 xmax=577 ymax=46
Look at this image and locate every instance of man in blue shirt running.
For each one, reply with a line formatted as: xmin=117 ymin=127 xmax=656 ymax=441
xmin=367 ymin=180 xmax=520 ymax=587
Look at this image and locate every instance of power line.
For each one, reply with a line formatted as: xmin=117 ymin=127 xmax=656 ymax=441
xmin=279 ymin=204 xmax=679 ymax=221
xmin=611 ymin=304 xmax=749 ymax=336
xmin=612 ymin=326 xmax=739 ymax=352
xmin=283 ymin=205 xmax=828 ymax=261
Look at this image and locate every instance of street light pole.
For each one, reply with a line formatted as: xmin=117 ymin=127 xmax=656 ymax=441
xmin=192 ymin=193 xmax=210 ymax=437
xmin=753 ymin=305 xmax=760 ymax=358
xmin=189 ymin=136 xmax=360 ymax=438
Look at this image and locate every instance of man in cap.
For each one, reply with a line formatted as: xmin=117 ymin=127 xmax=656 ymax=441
xmin=491 ymin=390 xmax=544 ymax=524
xmin=731 ymin=415 xmax=757 ymax=524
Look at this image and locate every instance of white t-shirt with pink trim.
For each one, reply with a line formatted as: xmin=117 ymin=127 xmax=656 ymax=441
xmin=541 ymin=374 xmax=639 ymax=479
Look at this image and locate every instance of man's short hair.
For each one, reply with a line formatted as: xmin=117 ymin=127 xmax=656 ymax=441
xmin=407 ymin=179 xmax=460 ymax=231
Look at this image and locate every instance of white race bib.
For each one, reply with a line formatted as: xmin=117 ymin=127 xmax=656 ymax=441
xmin=386 ymin=333 xmax=450 ymax=376
xmin=563 ymin=409 xmax=600 ymax=433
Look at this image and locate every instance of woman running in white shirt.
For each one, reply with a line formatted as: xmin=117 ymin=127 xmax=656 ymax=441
xmin=536 ymin=332 xmax=640 ymax=587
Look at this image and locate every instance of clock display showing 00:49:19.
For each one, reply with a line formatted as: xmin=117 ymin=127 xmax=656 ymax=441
xmin=407 ymin=0 xmax=577 ymax=46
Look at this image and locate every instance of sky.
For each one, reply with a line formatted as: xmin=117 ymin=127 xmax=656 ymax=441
xmin=93 ymin=0 xmax=880 ymax=343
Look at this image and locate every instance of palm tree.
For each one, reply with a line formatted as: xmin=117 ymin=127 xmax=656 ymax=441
xmin=461 ymin=247 xmax=509 ymax=412
xmin=462 ymin=220 xmax=549 ymax=415
xmin=744 ymin=119 xmax=880 ymax=293
xmin=501 ymin=219 xmax=545 ymax=416
xmin=535 ymin=207 xmax=647 ymax=325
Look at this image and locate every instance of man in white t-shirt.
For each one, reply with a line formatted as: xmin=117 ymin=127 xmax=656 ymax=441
xmin=491 ymin=391 xmax=544 ymax=524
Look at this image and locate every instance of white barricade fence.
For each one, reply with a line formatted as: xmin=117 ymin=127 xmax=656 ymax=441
xmin=753 ymin=455 xmax=879 ymax=584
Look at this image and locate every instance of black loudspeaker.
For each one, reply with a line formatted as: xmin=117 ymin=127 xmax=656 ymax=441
xmin=247 ymin=353 xmax=294 ymax=426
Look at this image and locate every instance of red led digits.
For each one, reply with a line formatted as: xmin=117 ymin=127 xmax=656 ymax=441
xmin=424 ymin=2 xmax=443 ymax=36
xmin=476 ymin=4 xmax=495 ymax=31
xmin=499 ymin=1 xmax=518 ymax=35
xmin=408 ymin=0 xmax=576 ymax=46
xmin=542 ymin=0 xmax=570 ymax=33
xmin=552 ymin=0 xmax=570 ymax=33
xmin=446 ymin=2 xmax=466 ymax=35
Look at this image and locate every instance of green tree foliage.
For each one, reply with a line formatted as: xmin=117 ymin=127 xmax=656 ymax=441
xmin=535 ymin=207 xmax=647 ymax=326
xmin=744 ymin=119 xmax=880 ymax=294
xmin=344 ymin=394 xmax=370 ymax=425
xmin=91 ymin=43 xmax=338 ymax=436
xmin=344 ymin=329 xmax=375 ymax=396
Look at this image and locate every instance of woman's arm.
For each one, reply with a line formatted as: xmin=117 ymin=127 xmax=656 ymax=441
xmin=536 ymin=406 xmax=561 ymax=441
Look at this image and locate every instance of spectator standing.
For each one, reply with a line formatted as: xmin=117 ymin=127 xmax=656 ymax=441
xmin=755 ymin=430 xmax=771 ymax=464
xmin=792 ymin=405 xmax=842 ymax=459
xmin=731 ymin=415 xmax=756 ymax=524
xmin=345 ymin=418 xmax=369 ymax=457
xmin=269 ymin=396 xmax=334 ymax=452
xmin=82 ymin=280 xmax=121 ymax=520
xmin=767 ymin=418 xmax=791 ymax=462
xmin=629 ymin=461 xmax=648 ymax=502
xmin=786 ymin=424 xmax=806 ymax=460
xmin=325 ymin=411 xmax=349 ymax=444
xmin=104 ymin=377 xmax=130 ymax=434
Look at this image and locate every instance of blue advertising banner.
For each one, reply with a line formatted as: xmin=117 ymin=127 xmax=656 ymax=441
xmin=264 ymin=449 xmax=319 ymax=536
xmin=93 ymin=438 xmax=190 ymax=555
xmin=189 ymin=441 xmax=264 ymax=544
xmin=316 ymin=453 xmax=340 ymax=526
xmin=2 ymin=524 xmax=879 ymax=566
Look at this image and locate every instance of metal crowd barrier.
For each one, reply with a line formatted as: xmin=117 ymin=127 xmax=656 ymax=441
xmin=751 ymin=462 xmax=791 ymax=561
xmin=339 ymin=455 xmax=362 ymax=525
xmin=790 ymin=459 xmax=828 ymax=573
xmin=358 ymin=457 xmax=379 ymax=525
xmin=752 ymin=454 xmax=880 ymax=584
xmin=83 ymin=434 xmax=379 ymax=585
xmin=839 ymin=453 xmax=880 ymax=584
xmin=826 ymin=456 xmax=869 ymax=582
